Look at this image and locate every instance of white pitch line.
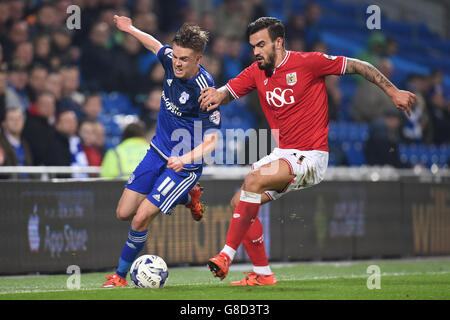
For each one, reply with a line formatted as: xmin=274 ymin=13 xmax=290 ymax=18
xmin=1 ymin=270 xmax=448 ymax=296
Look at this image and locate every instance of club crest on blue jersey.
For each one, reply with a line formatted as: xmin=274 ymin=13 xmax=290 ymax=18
xmin=179 ymin=91 xmax=189 ymax=104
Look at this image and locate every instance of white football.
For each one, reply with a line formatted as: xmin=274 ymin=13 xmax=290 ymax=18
xmin=130 ymin=254 xmax=169 ymax=288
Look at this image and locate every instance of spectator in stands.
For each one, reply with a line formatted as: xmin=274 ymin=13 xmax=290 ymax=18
xmin=427 ymin=69 xmax=450 ymax=144
xmin=133 ymin=12 xmax=160 ymax=37
xmin=44 ymin=119 xmax=72 ymax=169
xmin=139 ymin=87 xmax=161 ymax=133
xmin=0 ymin=65 xmax=7 ymax=122
xmin=92 ymin=120 xmax=106 ymax=158
xmin=286 ymin=37 xmax=305 ymax=52
xmin=29 ymin=4 xmax=59 ymax=38
xmin=131 ymin=13 xmax=160 ymax=73
xmin=241 ymin=0 xmax=267 ymax=31
xmin=201 ymin=54 xmax=225 ymax=86
xmin=351 ymin=58 xmax=395 ymax=123
xmin=33 ymin=35 xmax=52 ymax=69
xmin=386 ymin=37 xmax=399 ymax=58
xmin=26 ymin=64 xmax=48 ymax=103
xmin=61 ymin=65 xmax=85 ymax=107
xmin=45 ymin=69 xmax=79 ymax=114
xmin=0 ymin=3 xmax=10 ymax=39
xmin=286 ymin=13 xmax=305 ymax=42
xmin=198 ymin=11 xmax=216 ymax=37
xmin=147 ymin=62 xmax=165 ymax=88
xmin=189 ymin=0 xmax=214 ymax=19
xmin=1 ymin=21 xmax=29 ymax=62
xmin=22 ymin=91 xmax=57 ymax=165
xmin=80 ymin=22 xmax=114 ymax=91
xmin=111 ymin=33 xmax=144 ymax=96
xmin=12 ymin=41 xmax=34 ymax=68
xmin=79 ymin=119 xmax=103 ymax=168
xmin=50 ymin=27 xmax=76 ymax=69
xmin=6 ymin=60 xmax=29 ymax=110
xmin=55 ymin=109 xmax=89 ymax=177
xmin=304 ymin=2 xmax=323 ymax=49
xmin=0 ymin=107 xmax=33 ymax=170
xmin=132 ymin=0 xmax=155 ymax=16
xmin=402 ymin=74 xmax=433 ymax=144
xmin=100 ymin=121 xmax=149 ymax=179
xmin=215 ymin=0 xmax=248 ymax=40
xmin=356 ymin=32 xmax=387 ymax=68
xmin=223 ymin=37 xmax=244 ymax=79
xmin=210 ymin=35 xmax=228 ymax=60
xmin=80 ymin=93 xmax=102 ymax=121
xmin=364 ymin=109 xmax=406 ymax=168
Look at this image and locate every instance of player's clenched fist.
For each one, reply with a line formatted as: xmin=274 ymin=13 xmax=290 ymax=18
xmin=113 ymin=15 xmax=132 ymax=32
xmin=167 ymin=156 xmax=184 ymax=172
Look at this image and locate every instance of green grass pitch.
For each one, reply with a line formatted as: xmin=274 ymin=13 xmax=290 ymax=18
xmin=1 ymin=258 xmax=449 ymax=300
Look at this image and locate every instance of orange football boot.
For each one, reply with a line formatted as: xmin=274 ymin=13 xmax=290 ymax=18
xmin=230 ymin=272 xmax=277 ymax=286
xmin=185 ymin=183 xmax=205 ymax=221
xmin=101 ymin=273 xmax=128 ymax=288
xmin=207 ymin=252 xmax=231 ymax=280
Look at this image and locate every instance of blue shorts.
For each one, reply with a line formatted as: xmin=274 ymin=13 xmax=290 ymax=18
xmin=126 ymin=147 xmax=202 ymax=214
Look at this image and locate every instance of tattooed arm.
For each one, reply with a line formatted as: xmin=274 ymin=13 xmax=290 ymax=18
xmin=345 ymin=58 xmax=416 ymax=116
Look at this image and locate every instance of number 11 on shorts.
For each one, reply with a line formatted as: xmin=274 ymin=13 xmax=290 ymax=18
xmin=157 ymin=177 xmax=176 ymax=196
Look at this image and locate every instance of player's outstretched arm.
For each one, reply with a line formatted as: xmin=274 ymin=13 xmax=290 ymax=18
xmin=113 ymin=15 xmax=163 ymax=55
xmin=345 ymin=58 xmax=416 ymax=116
xmin=198 ymin=86 xmax=233 ymax=111
xmin=167 ymin=132 xmax=219 ymax=172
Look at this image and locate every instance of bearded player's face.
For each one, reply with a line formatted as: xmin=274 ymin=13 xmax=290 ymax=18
xmin=249 ymin=29 xmax=277 ymax=71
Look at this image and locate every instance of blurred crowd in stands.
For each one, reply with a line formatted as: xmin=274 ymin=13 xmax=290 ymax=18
xmin=0 ymin=0 xmax=449 ymax=178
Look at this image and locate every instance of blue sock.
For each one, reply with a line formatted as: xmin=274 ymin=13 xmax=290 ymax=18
xmin=116 ymin=228 xmax=148 ymax=278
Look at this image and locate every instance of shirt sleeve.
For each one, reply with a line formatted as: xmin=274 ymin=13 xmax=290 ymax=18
xmin=197 ymin=71 xmax=221 ymax=132
xmin=198 ymin=108 xmax=221 ymax=133
xmin=307 ymin=52 xmax=347 ymax=77
xmin=157 ymin=45 xmax=173 ymax=71
xmin=225 ymin=64 xmax=257 ymax=99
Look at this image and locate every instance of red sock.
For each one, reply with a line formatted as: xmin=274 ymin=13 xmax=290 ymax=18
xmin=225 ymin=191 xmax=261 ymax=250
xmin=243 ymin=217 xmax=268 ymax=266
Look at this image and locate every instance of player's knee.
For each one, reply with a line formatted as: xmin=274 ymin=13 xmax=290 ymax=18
xmin=116 ymin=207 xmax=131 ymax=221
xmin=230 ymin=197 xmax=238 ymax=212
xmin=242 ymin=171 xmax=263 ymax=192
xmin=132 ymin=208 xmax=158 ymax=231
xmin=132 ymin=212 xmax=149 ymax=231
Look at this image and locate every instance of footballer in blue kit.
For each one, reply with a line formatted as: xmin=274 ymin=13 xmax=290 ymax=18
xmin=102 ymin=15 xmax=220 ymax=288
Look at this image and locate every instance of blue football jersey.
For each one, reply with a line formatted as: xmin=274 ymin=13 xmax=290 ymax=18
xmin=150 ymin=45 xmax=221 ymax=171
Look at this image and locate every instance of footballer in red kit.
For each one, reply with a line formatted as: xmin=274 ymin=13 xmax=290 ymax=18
xmin=226 ymin=50 xmax=348 ymax=152
xmin=199 ymin=17 xmax=416 ymax=286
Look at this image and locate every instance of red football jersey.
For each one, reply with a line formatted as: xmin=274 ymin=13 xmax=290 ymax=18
xmin=226 ymin=51 xmax=347 ymax=151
